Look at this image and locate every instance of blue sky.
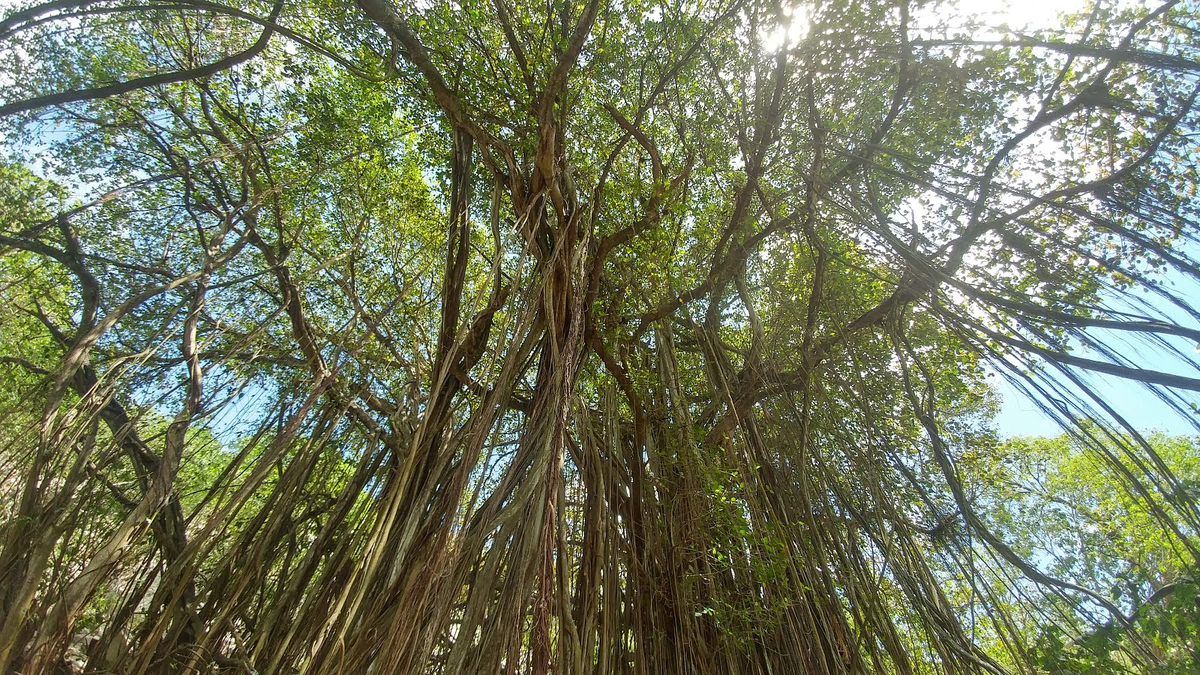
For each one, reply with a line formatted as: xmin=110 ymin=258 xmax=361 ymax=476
xmin=994 ymin=272 xmax=1200 ymax=437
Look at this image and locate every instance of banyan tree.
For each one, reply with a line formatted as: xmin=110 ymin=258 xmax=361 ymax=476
xmin=1 ymin=0 xmax=1199 ymax=672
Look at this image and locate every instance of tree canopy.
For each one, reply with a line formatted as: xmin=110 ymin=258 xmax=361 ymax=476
xmin=1 ymin=0 xmax=1199 ymax=672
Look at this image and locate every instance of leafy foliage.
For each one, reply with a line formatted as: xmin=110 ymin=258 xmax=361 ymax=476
xmin=0 ymin=0 xmax=1199 ymax=673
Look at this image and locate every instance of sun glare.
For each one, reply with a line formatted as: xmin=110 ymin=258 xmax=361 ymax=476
xmin=760 ymin=0 xmax=1088 ymax=52
xmin=761 ymin=4 xmax=810 ymax=52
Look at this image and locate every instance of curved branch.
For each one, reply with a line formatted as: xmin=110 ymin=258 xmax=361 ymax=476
xmin=0 ymin=0 xmax=283 ymax=118
xmin=1 ymin=0 xmax=389 ymax=80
